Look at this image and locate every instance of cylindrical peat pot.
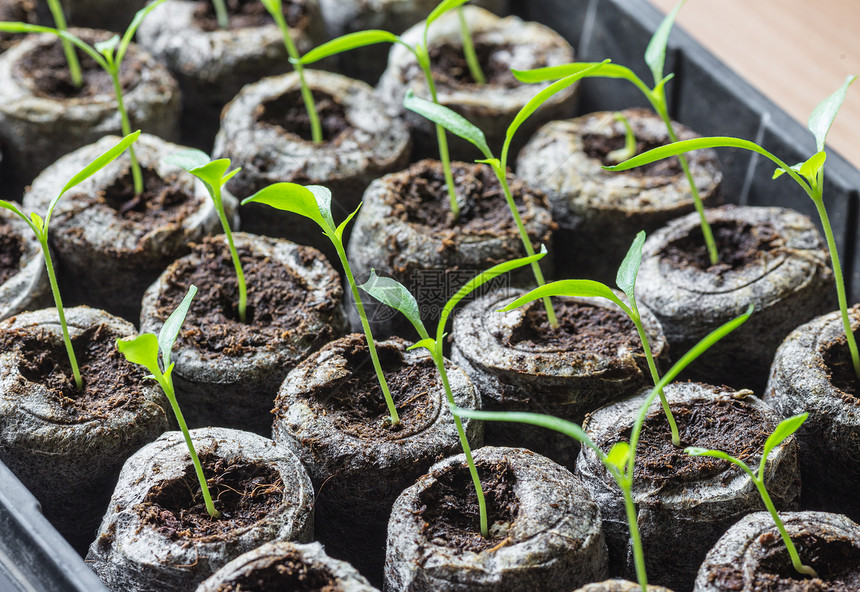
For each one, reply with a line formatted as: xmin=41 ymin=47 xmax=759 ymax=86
xmin=765 ymin=305 xmax=860 ymax=523
xmin=140 ymin=232 xmax=346 ymax=435
xmin=0 ymin=307 xmax=170 ymax=552
xmin=0 ymin=206 xmax=50 ymax=321
xmin=195 ymin=541 xmax=381 ymax=592
xmin=451 ymin=287 xmax=668 ymax=469
xmin=136 ymin=0 xmax=325 ymax=149
xmin=635 ymin=204 xmax=834 ymax=393
xmin=214 ymin=69 xmax=411 ymax=261
xmin=694 ymin=511 xmax=860 ymax=592
xmin=515 ymin=107 xmax=722 ymax=283
xmin=576 ymin=383 xmax=801 ymax=592
xmin=87 ymin=427 xmax=314 ymax=592
xmin=346 ymin=160 xmax=554 ymax=339
xmin=385 ymin=446 xmax=608 ymax=592
xmin=376 ymin=6 xmax=576 ymax=162
xmin=318 ymin=0 xmax=509 ymax=83
xmin=23 ymin=133 xmax=232 ymax=322
xmin=273 ymin=333 xmax=482 ymax=583
xmin=0 ymin=29 xmax=179 ymax=190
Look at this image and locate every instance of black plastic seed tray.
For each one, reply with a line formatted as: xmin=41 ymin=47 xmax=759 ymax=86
xmin=1 ymin=1 xmax=858 ymax=590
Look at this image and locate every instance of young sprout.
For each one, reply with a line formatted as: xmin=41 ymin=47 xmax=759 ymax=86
xmin=457 ymin=6 xmax=485 ymax=84
xmin=451 ymin=304 xmax=754 ymax=592
xmin=401 ymin=59 xmax=609 ymax=327
xmin=260 ymin=0 xmax=322 ymax=144
xmin=45 ymin=0 xmax=81 ymax=87
xmin=117 ymin=285 xmax=221 ymax=519
xmin=293 ymin=0 xmax=479 ymax=218
xmin=0 ymin=131 xmax=140 ymax=391
xmin=605 ymin=75 xmax=860 ymax=381
xmin=686 ymin=413 xmax=816 ymax=578
xmin=241 ymin=182 xmax=399 ymax=424
xmin=607 ymin=112 xmax=638 ymax=164
xmin=166 ymin=150 xmax=246 ymax=322
xmin=513 ymin=0 xmax=720 ymax=265
xmin=0 ymin=0 xmax=171 ymax=195
xmin=212 ymin=0 xmax=229 ymax=30
xmin=359 ymin=248 xmax=548 ymax=539
xmin=496 ymin=231 xmax=681 ymax=447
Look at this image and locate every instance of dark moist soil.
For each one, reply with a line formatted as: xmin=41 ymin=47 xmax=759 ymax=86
xmin=664 ymin=220 xmax=782 ymax=275
xmin=506 ymin=300 xmax=641 ymax=358
xmin=708 ymin=531 xmax=860 ymax=592
xmin=156 ymin=236 xmax=338 ymax=358
xmin=613 ymin=393 xmax=770 ymax=483
xmin=15 ymin=31 xmax=140 ymax=99
xmin=213 ymin=555 xmax=342 ymax=592
xmin=0 ymin=220 xmax=24 ymax=285
xmin=193 ymin=0 xmax=308 ymax=32
xmin=138 ymin=453 xmax=285 ymax=540
xmin=389 ymin=160 xmax=538 ymax=236
xmin=257 ymin=89 xmax=350 ymax=144
xmin=419 ymin=459 xmax=520 ymax=553
xmin=303 ymin=334 xmax=439 ymax=441
xmin=0 ymin=0 xmax=38 ymax=52
xmin=822 ymin=329 xmax=860 ymax=402
xmin=582 ymin=131 xmax=682 ymax=178
xmin=96 ymin=167 xmax=199 ymax=231
xmin=0 ymin=323 xmax=151 ymax=418
xmin=428 ymin=42 xmax=536 ymax=89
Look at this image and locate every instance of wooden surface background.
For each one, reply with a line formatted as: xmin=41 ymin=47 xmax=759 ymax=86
xmin=649 ymin=0 xmax=860 ymax=169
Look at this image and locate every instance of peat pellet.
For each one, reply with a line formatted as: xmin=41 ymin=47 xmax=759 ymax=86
xmin=195 ymin=541 xmax=380 ymax=592
xmin=273 ymin=334 xmax=482 ymax=583
xmin=87 ymin=427 xmax=314 ymax=592
xmin=452 ymin=287 xmax=668 ymax=469
xmin=0 ymin=29 xmax=179 ymax=190
xmin=765 ymin=305 xmax=860 ymax=522
xmin=516 ymin=108 xmax=722 ymax=283
xmin=140 ymin=233 xmax=346 ymax=435
xmin=23 ymin=133 xmax=232 ymax=322
xmin=0 ymin=307 xmax=171 ymax=552
xmin=385 ymin=446 xmax=608 ymax=592
xmin=376 ymin=6 xmax=576 ymax=162
xmin=636 ymin=204 xmax=834 ymax=392
xmin=576 ymin=383 xmax=801 ymax=592
xmin=694 ymin=511 xmax=860 ymax=592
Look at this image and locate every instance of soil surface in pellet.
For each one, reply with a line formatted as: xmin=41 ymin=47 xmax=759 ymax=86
xmin=96 ymin=167 xmax=199 ymax=231
xmin=0 ymin=220 xmax=24 ymax=285
xmin=211 ymin=555 xmax=342 ymax=592
xmin=419 ymin=459 xmax=520 ymax=554
xmin=822 ymin=328 xmax=860 ymax=401
xmin=428 ymin=42 xmax=531 ymax=89
xmin=257 ymin=89 xmax=350 ymax=144
xmin=0 ymin=323 xmax=151 ymax=418
xmin=664 ymin=220 xmax=781 ymax=276
xmin=582 ymin=131 xmax=682 ymax=178
xmin=154 ymin=236 xmax=338 ymax=358
xmin=193 ymin=0 xmax=308 ymax=31
xmin=138 ymin=453 xmax=285 ymax=540
xmin=303 ymin=335 xmax=439 ymax=441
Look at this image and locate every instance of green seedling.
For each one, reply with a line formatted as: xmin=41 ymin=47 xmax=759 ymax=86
xmin=45 ymin=0 xmax=80 ymax=87
xmin=167 ymin=150 xmax=246 ymax=322
xmin=606 ymin=75 xmax=860 ymax=381
xmin=457 ymin=6 xmax=485 ymax=84
xmin=241 ymin=182 xmax=399 ymax=424
xmin=607 ymin=111 xmax=637 ymax=164
xmin=401 ymin=59 xmax=609 ymax=327
xmin=513 ymin=0 xmax=719 ymax=265
xmin=686 ymin=413 xmax=816 ymax=578
xmin=0 ymin=131 xmax=140 ymax=391
xmin=260 ymin=0 xmax=321 ymax=144
xmin=359 ymin=248 xmax=548 ymax=539
xmin=0 ymin=0 xmax=171 ymax=195
xmin=295 ymin=0 xmax=480 ymax=217
xmin=452 ymin=304 xmax=754 ymax=592
xmin=212 ymin=0 xmax=229 ymax=30
xmin=497 ymin=230 xmax=681 ymax=446
xmin=117 ymin=285 xmax=221 ymax=519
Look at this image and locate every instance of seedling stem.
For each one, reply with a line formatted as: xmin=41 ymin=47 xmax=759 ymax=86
xmin=46 ymin=0 xmax=81 ymax=87
xmin=457 ymin=7 xmax=485 ymax=84
xmin=212 ymin=0 xmax=229 ymax=30
xmin=263 ymin=0 xmax=322 ymax=144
